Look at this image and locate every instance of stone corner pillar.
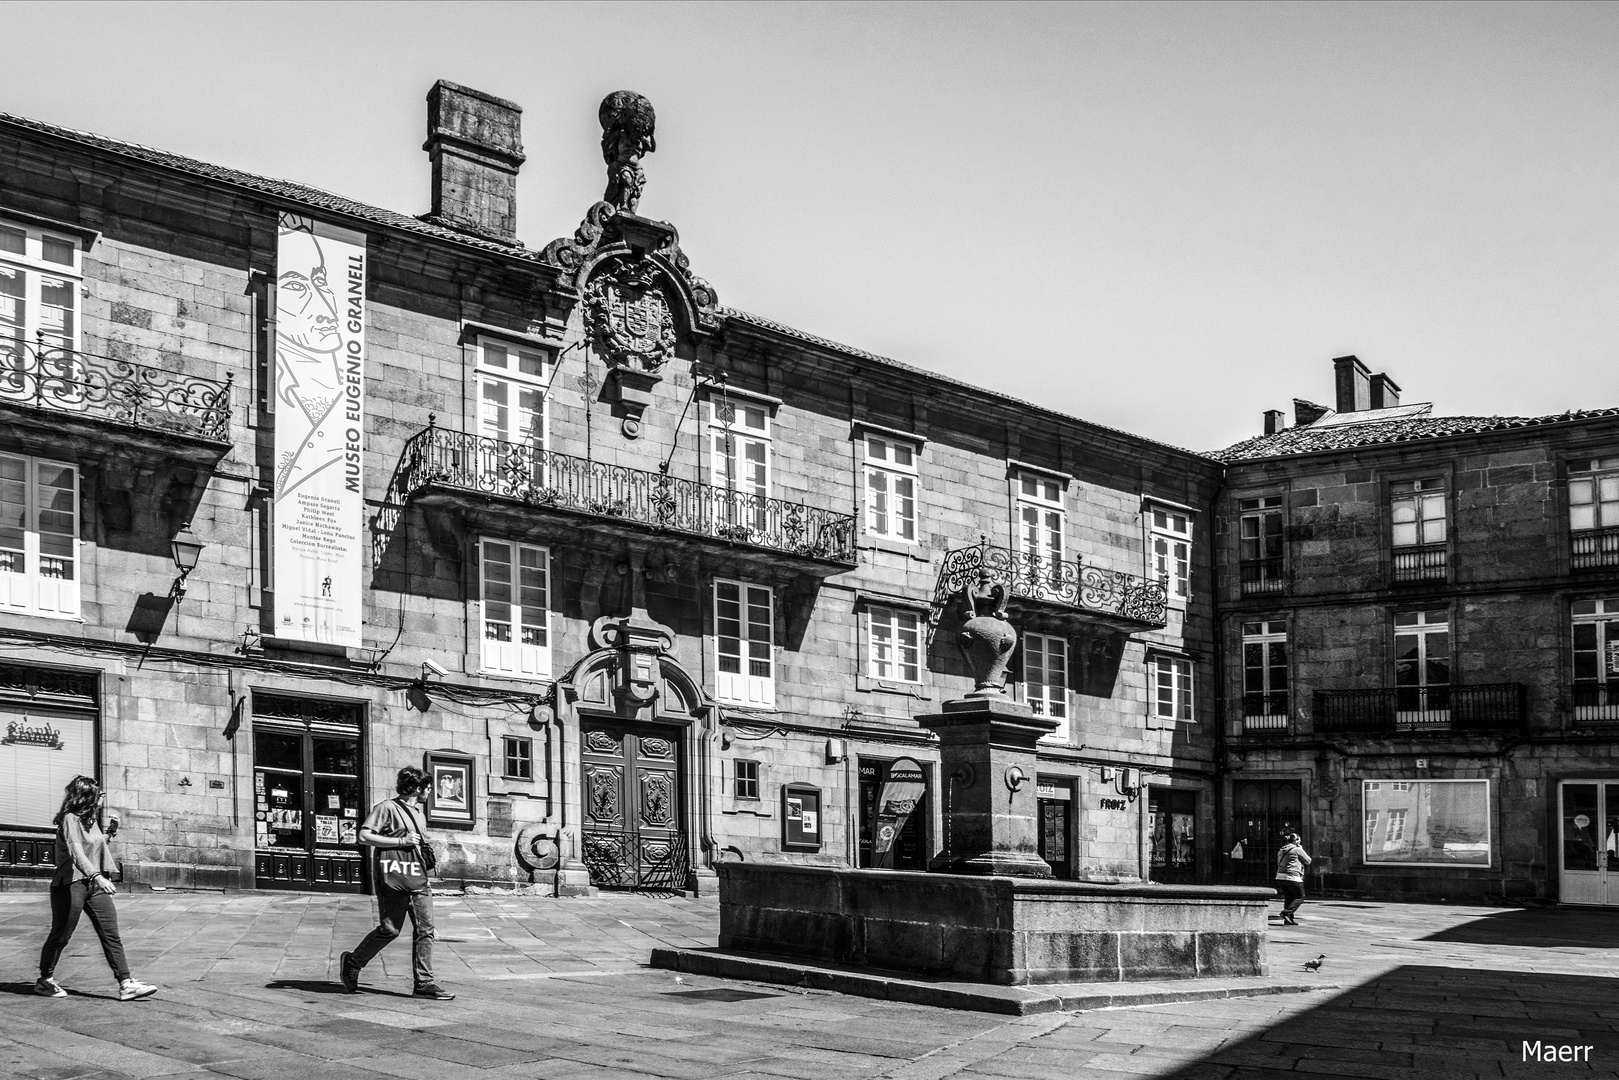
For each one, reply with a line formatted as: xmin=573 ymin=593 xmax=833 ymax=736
xmin=917 ymin=694 xmax=1058 ymax=878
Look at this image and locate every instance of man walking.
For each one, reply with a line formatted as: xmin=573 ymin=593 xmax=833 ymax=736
xmin=338 ymin=766 xmax=454 ymax=1000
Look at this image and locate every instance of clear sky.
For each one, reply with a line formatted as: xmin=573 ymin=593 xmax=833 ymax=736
xmin=4 ymin=2 xmax=1616 ymax=453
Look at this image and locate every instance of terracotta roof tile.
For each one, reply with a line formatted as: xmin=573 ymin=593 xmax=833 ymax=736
xmin=1216 ymin=408 xmax=1619 ymax=462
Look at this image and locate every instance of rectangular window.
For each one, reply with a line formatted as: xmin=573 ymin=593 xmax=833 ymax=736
xmin=502 ymin=736 xmax=533 ymax=781
xmin=864 ymin=435 xmax=918 ymax=542
xmin=1015 ymin=472 xmax=1065 ymax=571
xmin=1238 ymin=496 xmax=1283 ymax=595
xmin=1 ymin=217 xmax=84 ymax=414
xmin=1391 ymin=478 xmax=1447 ymax=581
xmin=1149 ymin=506 xmax=1193 ymax=605
xmin=1151 ymin=654 xmax=1194 ymax=723
xmin=1571 ymin=597 xmax=1619 ymax=720
xmin=715 ymin=579 xmax=774 ymax=707
xmin=475 ymin=338 xmax=551 ymax=488
xmin=1361 ymin=779 xmax=1491 ymax=867
xmin=868 ymin=605 xmax=922 ymax=684
xmin=0 ymin=453 xmax=79 ymax=619
xmin=1023 ymin=632 xmax=1069 ymax=743
xmin=479 ymin=539 xmax=550 ymax=679
xmin=734 ymin=759 xmax=759 ymax=800
xmin=710 ymin=401 xmax=771 ymax=536
xmin=1569 ymin=456 xmax=1619 ymax=569
xmin=1240 ymin=620 xmax=1288 ymax=730
xmin=1394 ymin=609 xmax=1449 ymax=724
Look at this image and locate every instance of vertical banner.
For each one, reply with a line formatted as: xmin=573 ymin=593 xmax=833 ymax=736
xmin=273 ymin=214 xmax=366 ymax=647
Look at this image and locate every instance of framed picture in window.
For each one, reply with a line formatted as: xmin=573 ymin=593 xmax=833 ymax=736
xmin=423 ymin=749 xmax=476 ymax=829
xmin=782 ymin=783 xmax=822 ymax=851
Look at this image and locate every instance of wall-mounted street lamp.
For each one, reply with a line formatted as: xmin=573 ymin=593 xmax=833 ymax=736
xmin=169 ymin=522 xmax=204 ymax=603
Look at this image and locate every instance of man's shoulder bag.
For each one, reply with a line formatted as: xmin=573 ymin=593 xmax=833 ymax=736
xmin=376 ymin=800 xmax=431 ymax=892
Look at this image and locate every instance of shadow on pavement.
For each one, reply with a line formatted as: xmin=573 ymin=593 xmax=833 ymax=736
xmin=266 ymin=978 xmax=368 ymax=996
xmin=1154 ymin=965 xmax=1619 ymax=1078
xmin=1420 ymin=907 xmax=1619 ymax=948
xmin=0 ymin=981 xmax=39 ymax=996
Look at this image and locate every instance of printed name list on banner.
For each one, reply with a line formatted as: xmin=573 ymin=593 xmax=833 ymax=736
xmin=273 ymin=214 xmax=366 ymax=647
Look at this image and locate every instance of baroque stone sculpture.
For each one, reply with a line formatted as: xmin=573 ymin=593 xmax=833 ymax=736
xmin=600 ymin=91 xmax=656 ymax=214
xmin=956 ymin=568 xmax=1015 ymax=694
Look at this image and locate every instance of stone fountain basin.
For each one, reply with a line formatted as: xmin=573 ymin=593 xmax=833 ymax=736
xmin=718 ymin=862 xmax=1275 ymax=985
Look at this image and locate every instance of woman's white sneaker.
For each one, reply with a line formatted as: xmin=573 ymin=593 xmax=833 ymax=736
xmin=33 ymin=977 xmax=66 ymax=998
xmin=118 ymin=978 xmax=157 ymax=1001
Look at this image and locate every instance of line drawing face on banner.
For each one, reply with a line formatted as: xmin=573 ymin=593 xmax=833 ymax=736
xmin=273 ymin=213 xmax=366 ymax=647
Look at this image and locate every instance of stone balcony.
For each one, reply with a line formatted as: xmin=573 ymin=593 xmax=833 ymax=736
xmin=377 ymin=420 xmax=858 ymax=575
xmin=933 ymin=541 xmax=1168 ymax=634
xmin=0 ymin=337 xmax=233 ymax=464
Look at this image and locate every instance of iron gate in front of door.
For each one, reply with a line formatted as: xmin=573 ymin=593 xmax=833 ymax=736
xmin=580 ymin=720 xmax=688 ymax=890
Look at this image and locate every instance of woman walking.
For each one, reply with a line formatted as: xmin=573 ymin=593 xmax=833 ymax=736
xmin=1274 ymin=830 xmax=1312 ymax=926
xmin=36 ymin=776 xmax=158 ymax=1000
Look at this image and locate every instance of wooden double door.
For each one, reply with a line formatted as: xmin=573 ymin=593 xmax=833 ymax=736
xmin=580 ymin=719 xmax=688 ymax=890
xmin=1230 ymin=779 xmax=1301 ymax=886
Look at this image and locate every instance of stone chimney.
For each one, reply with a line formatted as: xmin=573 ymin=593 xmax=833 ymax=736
xmin=423 ymin=81 xmax=525 ymax=243
xmin=1263 ymin=409 xmax=1286 ymax=435
xmin=1370 ymin=372 xmax=1401 ymax=410
xmin=1294 ymin=398 xmax=1331 ymax=427
xmin=1333 ymin=355 xmax=1371 ymax=413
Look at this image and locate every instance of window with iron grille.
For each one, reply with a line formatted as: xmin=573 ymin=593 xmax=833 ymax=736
xmin=1241 ymin=620 xmax=1288 ymax=730
xmin=1394 ymin=609 xmax=1450 ymax=716
xmin=1015 ymin=472 xmax=1065 ymax=571
xmin=1571 ymin=597 xmax=1619 ymax=721
xmin=1569 ymin=456 xmax=1619 ymax=569
xmin=0 ymin=216 xmax=81 ymax=361
xmin=1391 ymin=479 xmax=1447 ymax=582
xmin=1238 ymin=496 xmax=1283 ymax=595
xmin=502 ymin=736 xmax=533 ymax=780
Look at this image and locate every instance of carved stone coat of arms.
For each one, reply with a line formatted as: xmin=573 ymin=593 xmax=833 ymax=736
xmin=585 ymin=262 xmax=676 ymax=374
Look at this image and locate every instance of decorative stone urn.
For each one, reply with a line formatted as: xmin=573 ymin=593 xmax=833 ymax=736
xmin=956 ymin=568 xmax=1016 ymax=695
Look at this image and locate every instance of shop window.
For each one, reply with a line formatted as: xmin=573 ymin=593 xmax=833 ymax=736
xmin=502 ymin=736 xmax=533 ymax=781
xmin=0 ymin=453 xmax=79 ymax=619
xmin=1361 ymin=779 xmax=1490 ymax=867
xmin=480 ymin=538 xmax=549 ymax=679
xmin=252 ymin=693 xmax=364 ymax=892
xmin=734 ymin=759 xmax=760 ymax=800
xmin=863 ymin=433 xmax=919 ymax=543
xmin=782 ymin=783 xmax=821 ymax=851
xmin=1148 ymin=788 xmax=1197 ymax=884
xmin=715 ymin=579 xmax=773 ymax=707
xmin=857 ymin=758 xmax=927 ymax=871
xmin=1148 ymin=504 xmax=1193 ymax=605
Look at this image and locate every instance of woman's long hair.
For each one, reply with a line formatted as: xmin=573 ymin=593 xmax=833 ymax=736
xmin=53 ymin=775 xmax=100 ymax=829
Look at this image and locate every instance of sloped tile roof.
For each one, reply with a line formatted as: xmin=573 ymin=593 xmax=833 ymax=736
xmin=0 ymin=111 xmax=548 ymax=262
xmin=1216 ymin=407 xmax=1619 ymax=463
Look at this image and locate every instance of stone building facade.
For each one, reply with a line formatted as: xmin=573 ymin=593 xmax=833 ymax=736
xmin=1217 ymin=356 xmax=1619 ymax=905
xmin=0 ymin=83 xmax=1222 ymax=894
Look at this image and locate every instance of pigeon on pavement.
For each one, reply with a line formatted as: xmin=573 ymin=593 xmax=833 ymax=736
xmin=1303 ymin=954 xmax=1325 ymax=972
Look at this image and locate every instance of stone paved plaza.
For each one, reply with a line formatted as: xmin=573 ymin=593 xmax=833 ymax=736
xmin=0 ymin=890 xmax=1615 ymax=1079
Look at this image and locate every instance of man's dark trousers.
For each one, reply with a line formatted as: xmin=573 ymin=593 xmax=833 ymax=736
xmin=349 ymin=885 xmax=434 ymax=987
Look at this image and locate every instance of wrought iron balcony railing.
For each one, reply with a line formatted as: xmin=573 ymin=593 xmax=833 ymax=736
xmin=1313 ymin=684 xmax=1525 ymax=736
xmin=386 ymin=422 xmax=857 ymax=565
xmin=1240 ymin=691 xmax=1290 ymax=733
xmin=1392 ymin=544 xmax=1447 ymax=583
xmin=1571 ymin=681 xmax=1619 ymax=723
xmin=933 ymin=541 xmax=1168 ymax=628
xmin=1571 ymin=527 xmax=1619 ymax=570
xmin=1 ymin=337 xmax=232 ymax=442
xmin=1239 ymin=558 xmax=1285 ymax=596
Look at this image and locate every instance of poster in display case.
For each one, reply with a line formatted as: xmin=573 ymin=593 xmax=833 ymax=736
xmin=424 ymin=749 xmax=476 ymax=829
xmin=783 ymin=783 xmax=822 ymax=851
